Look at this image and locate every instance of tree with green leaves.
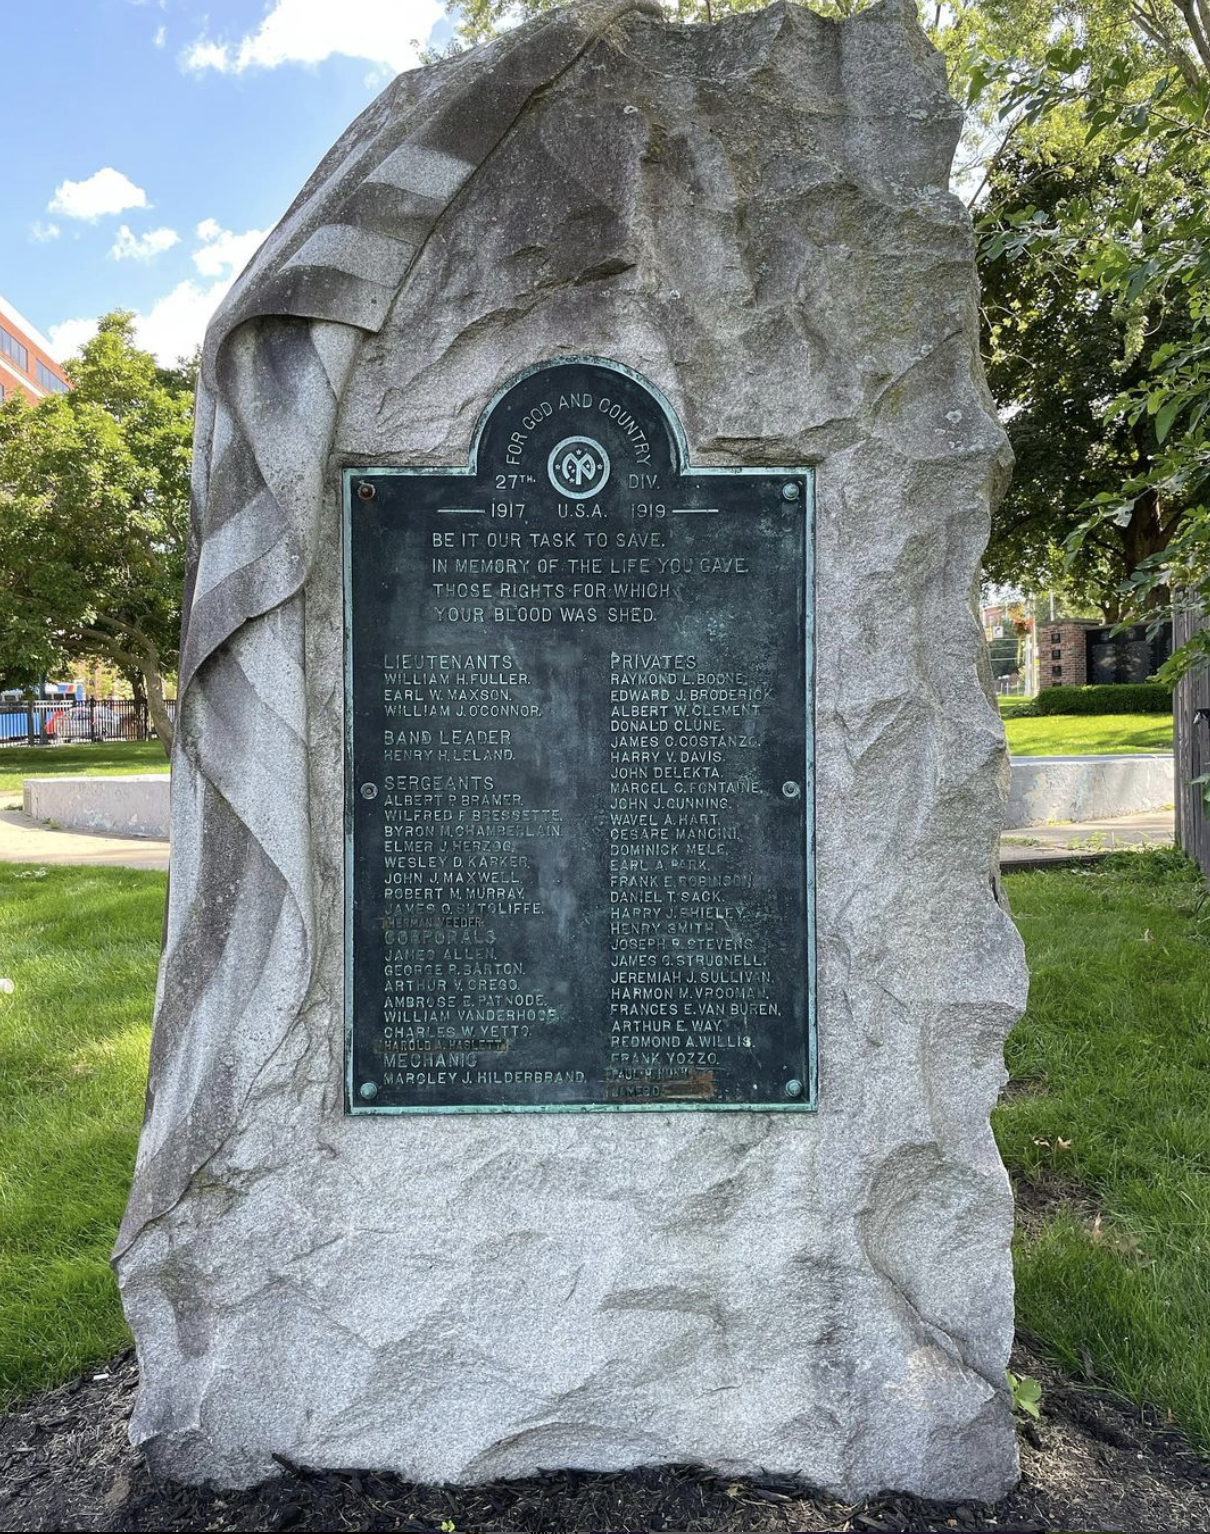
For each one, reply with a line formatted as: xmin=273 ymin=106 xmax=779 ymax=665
xmin=0 ymin=313 xmax=192 ymax=754
xmin=979 ymin=143 xmax=1200 ymax=618
xmin=970 ymin=0 xmax=1210 ymax=679
xmin=449 ymin=0 xmax=1210 ymax=674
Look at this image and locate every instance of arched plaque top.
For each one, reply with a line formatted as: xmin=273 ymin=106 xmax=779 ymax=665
xmin=469 ymin=357 xmax=687 ymax=488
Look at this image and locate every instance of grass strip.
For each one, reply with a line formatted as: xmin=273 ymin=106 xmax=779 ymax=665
xmin=998 ymin=849 xmax=1210 ymax=1452
xmin=0 ymin=864 xmax=164 ymax=1403
xmin=0 ymin=742 xmax=169 ymax=798
xmin=1003 ymin=712 xmax=1173 ymax=756
xmin=3 ymin=849 xmax=1210 ymax=1464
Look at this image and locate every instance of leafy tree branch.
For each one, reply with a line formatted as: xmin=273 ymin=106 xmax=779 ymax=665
xmin=0 ymin=313 xmax=191 ymax=756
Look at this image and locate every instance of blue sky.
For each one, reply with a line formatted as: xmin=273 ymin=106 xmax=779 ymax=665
xmin=3 ymin=0 xmax=457 ymax=364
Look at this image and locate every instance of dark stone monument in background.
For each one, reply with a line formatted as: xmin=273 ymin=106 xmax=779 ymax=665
xmin=116 ymin=0 xmax=1026 ymax=1499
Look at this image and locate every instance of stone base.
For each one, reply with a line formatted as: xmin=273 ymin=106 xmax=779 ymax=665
xmin=120 ymin=1113 xmax=1019 ymax=1498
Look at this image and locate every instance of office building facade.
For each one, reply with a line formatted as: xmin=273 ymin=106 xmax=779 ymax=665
xmin=0 ymin=293 xmax=70 ymax=405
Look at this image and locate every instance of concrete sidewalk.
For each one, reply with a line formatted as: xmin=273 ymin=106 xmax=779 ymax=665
xmin=1000 ymin=809 xmax=1175 ymax=869
xmin=0 ymin=800 xmax=169 ymax=871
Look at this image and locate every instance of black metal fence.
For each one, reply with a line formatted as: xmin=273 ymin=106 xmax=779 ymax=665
xmin=0 ymin=697 xmax=176 ymax=747
xmin=1174 ymin=610 xmax=1210 ymax=884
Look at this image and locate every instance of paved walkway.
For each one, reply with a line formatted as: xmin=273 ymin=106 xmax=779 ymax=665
xmin=0 ymin=792 xmax=1174 ymax=877
xmin=1000 ymin=809 xmax=1175 ymax=869
xmin=0 ymin=801 xmax=169 ymax=871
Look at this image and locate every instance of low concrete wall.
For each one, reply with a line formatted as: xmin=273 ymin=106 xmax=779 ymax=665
xmin=23 ymin=774 xmax=170 ymax=839
xmin=1007 ymin=754 xmax=1174 ymax=827
xmin=20 ymin=759 xmax=1171 ymax=840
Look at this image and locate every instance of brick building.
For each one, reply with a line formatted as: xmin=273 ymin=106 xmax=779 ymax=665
xmin=1041 ymin=620 xmax=1092 ymax=689
xmin=1041 ymin=618 xmax=1172 ymax=689
xmin=0 ymin=292 xmax=69 ymax=405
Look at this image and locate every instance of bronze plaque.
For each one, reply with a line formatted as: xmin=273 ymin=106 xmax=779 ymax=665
xmin=344 ymin=358 xmax=814 ymax=1113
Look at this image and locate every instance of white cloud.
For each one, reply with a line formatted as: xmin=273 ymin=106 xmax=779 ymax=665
xmin=154 ymin=24 xmax=167 ymax=47
xmin=30 ymin=221 xmax=61 ymax=243
xmin=110 ymin=224 xmax=180 ymax=261
xmin=134 ymin=281 xmax=225 ymax=364
xmin=182 ymin=0 xmax=443 ymax=75
xmin=48 ymin=168 xmax=150 ymax=222
xmin=50 ymin=283 xmax=213 ymax=367
xmin=48 ymin=221 xmax=269 ymax=368
xmin=183 ymin=38 xmax=228 ymax=71
xmin=192 ymin=220 xmax=267 ymax=280
xmin=47 ymin=317 xmax=99 ymax=362
xmin=48 ymin=217 xmax=272 ymax=366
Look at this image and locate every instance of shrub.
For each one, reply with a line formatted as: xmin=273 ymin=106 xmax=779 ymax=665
xmin=1033 ymin=683 xmax=1172 ymax=716
xmin=998 ymin=696 xmax=1039 ymax=718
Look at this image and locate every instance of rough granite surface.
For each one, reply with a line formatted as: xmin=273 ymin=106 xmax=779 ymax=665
xmin=117 ymin=0 xmax=1028 ymax=1500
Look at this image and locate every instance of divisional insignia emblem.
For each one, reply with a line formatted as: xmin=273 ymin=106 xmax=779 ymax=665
xmin=548 ymin=435 xmax=611 ymax=497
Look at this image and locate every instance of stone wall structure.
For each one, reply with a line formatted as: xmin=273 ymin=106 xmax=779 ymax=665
xmin=23 ymin=774 xmax=170 ymax=839
xmin=116 ymin=0 xmax=1028 ymax=1500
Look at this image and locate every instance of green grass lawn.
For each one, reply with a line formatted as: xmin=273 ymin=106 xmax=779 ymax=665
xmin=5 ymin=852 xmax=1210 ymax=1461
xmin=0 ymin=864 xmax=164 ymax=1403
xmin=1002 ymin=710 xmax=1174 ymax=756
xmin=998 ymin=849 xmax=1210 ymax=1451
xmin=999 ymin=705 xmax=1171 ymax=754
xmin=995 ymin=693 xmax=1174 ymax=754
xmin=0 ymin=741 xmax=169 ymax=798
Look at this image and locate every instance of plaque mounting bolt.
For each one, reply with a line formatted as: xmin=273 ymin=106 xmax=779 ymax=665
xmin=781 ymin=481 xmax=801 ymax=502
xmin=356 ymin=481 xmax=376 ymax=501
xmin=360 ymin=782 xmax=378 ymax=800
xmin=781 ymin=781 xmax=801 ymax=801
xmin=784 ymin=1079 xmax=804 ymax=1099
xmin=359 ymin=1081 xmax=378 ymax=1100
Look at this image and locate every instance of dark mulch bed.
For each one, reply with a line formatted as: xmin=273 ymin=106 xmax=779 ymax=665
xmin=3 ymin=1342 xmax=1210 ymax=1533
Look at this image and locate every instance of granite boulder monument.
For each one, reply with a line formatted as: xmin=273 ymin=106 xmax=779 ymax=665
xmin=116 ymin=0 xmax=1027 ymax=1501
